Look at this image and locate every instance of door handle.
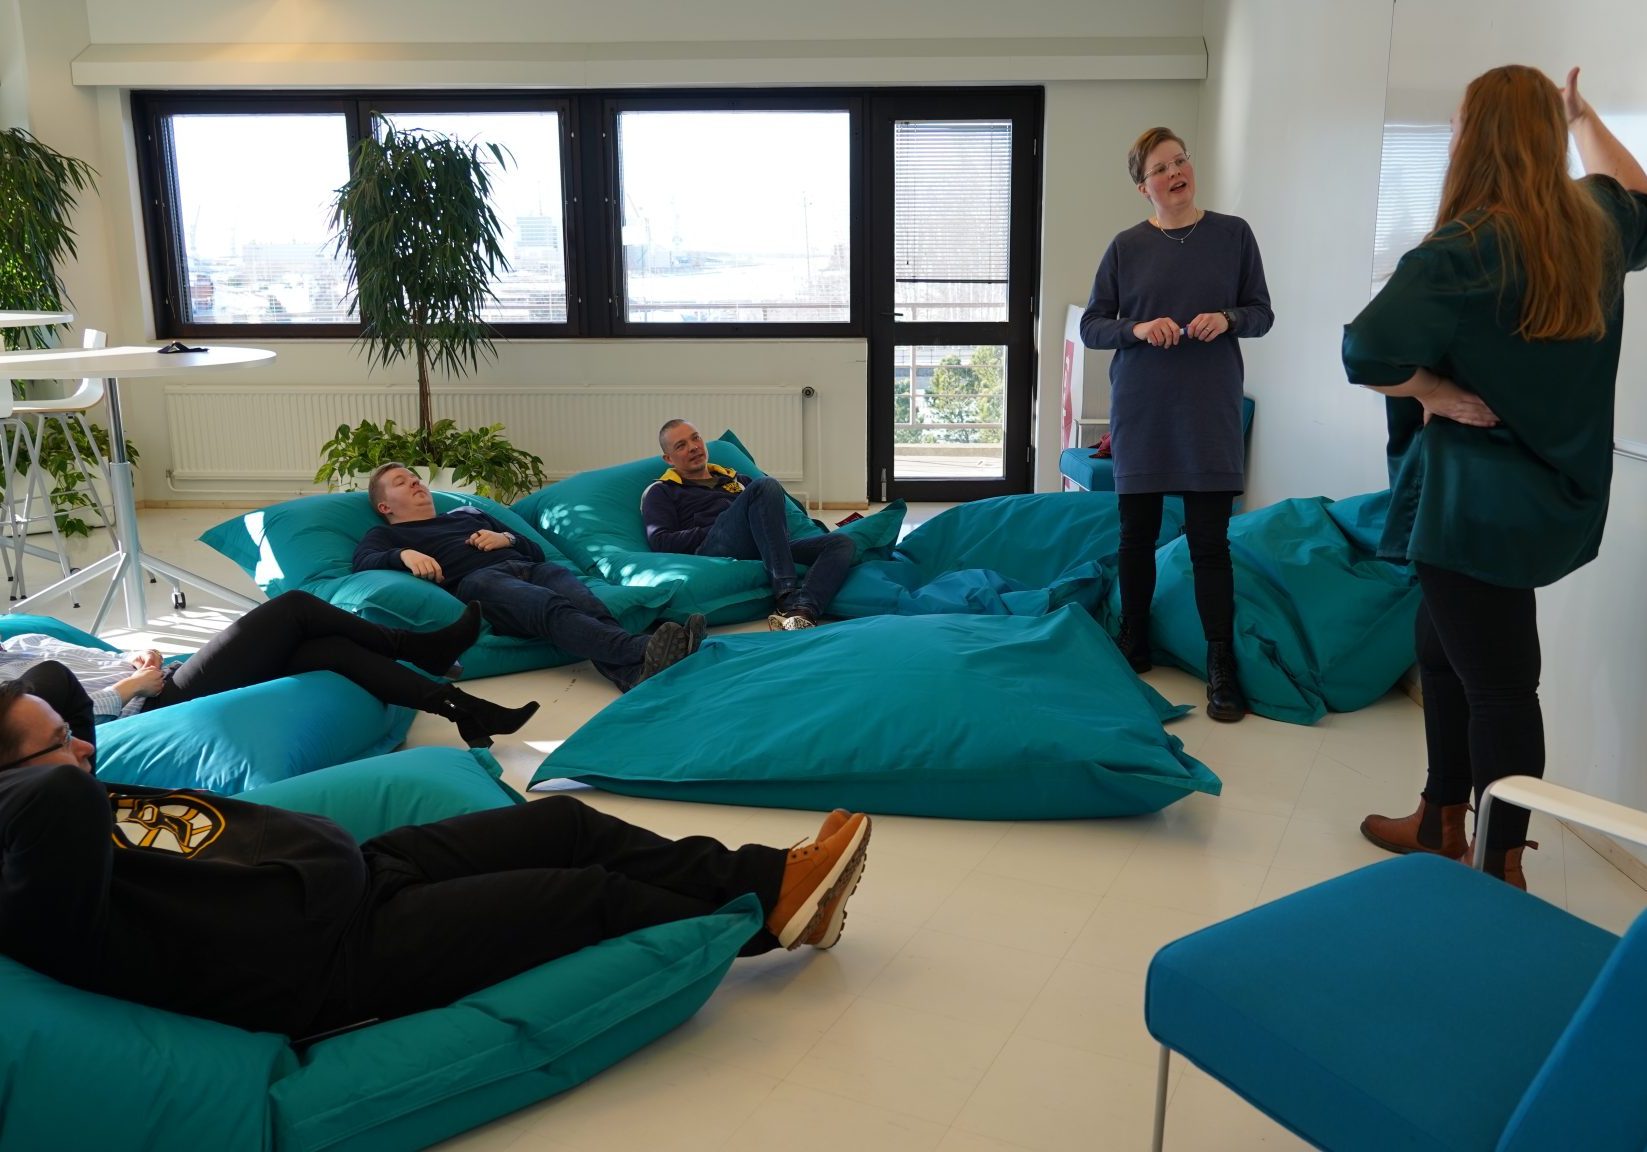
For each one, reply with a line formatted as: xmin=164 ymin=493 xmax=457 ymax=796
xmin=879 ymin=311 xmax=905 ymax=319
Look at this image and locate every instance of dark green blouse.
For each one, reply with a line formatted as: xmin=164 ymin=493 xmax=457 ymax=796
xmin=1342 ymin=176 xmax=1647 ymax=587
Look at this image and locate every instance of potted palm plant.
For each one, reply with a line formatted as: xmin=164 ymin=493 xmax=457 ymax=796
xmin=1 ymin=127 xmax=137 ymax=535
xmin=321 ymin=122 xmax=546 ymax=501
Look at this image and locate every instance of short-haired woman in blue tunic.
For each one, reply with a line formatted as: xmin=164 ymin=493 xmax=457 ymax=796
xmin=1344 ymin=67 xmax=1647 ymax=888
xmin=1080 ymin=127 xmax=1274 ymax=722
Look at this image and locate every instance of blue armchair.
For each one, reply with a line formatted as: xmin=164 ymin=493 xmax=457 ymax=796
xmin=1144 ymin=775 xmax=1647 ymax=1151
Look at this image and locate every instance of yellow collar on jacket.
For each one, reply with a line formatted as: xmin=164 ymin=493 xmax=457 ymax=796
xmin=657 ymin=463 xmax=743 ymax=493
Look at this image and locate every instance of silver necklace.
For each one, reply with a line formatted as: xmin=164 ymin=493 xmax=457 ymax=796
xmin=1155 ymin=211 xmax=1203 ymax=244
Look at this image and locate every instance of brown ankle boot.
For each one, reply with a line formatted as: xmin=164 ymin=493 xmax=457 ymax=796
xmin=1360 ymin=795 xmax=1469 ymax=860
xmin=1475 ymin=843 xmax=1535 ymax=891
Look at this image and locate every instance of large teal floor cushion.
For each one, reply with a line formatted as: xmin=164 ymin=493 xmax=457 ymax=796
xmin=199 ymin=490 xmax=671 ymax=679
xmin=0 ymin=613 xmax=119 ymax=650
xmin=830 ymin=490 xmax=1185 ymax=618
xmin=512 ymin=429 xmax=905 ymax=623
xmin=95 ymin=671 xmax=415 ymax=795
xmin=0 ymin=749 xmax=764 ymax=1152
xmin=533 ymin=606 xmax=1219 ymax=818
xmin=1106 ymin=490 xmax=1419 ymax=725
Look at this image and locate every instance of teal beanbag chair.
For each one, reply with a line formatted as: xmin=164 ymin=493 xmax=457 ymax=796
xmin=199 ymin=490 xmax=671 ymax=679
xmin=96 ymin=672 xmax=415 ymax=795
xmin=1106 ymin=490 xmax=1420 ymax=725
xmin=830 ymin=490 xmax=1186 ymax=618
xmin=0 ymin=748 xmax=764 ymax=1152
xmin=533 ymin=606 xmax=1218 ymax=818
xmin=0 ymin=613 xmax=120 ymax=650
xmin=511 ymin=429 xmax=905 ymax=624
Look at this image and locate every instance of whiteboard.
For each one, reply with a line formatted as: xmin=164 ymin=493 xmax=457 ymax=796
xmin=1377 ymin=0 xmax=1647 ymax=446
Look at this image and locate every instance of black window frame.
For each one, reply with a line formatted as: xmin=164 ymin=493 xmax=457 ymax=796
xmin=132 ymin=88 xmax=953 ymax=342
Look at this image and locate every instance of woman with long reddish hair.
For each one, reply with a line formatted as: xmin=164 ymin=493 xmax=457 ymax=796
xmin=1344 ymin=66 xmax=1647 ymax=887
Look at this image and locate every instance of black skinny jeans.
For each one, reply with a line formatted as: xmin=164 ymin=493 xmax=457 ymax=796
xmin=142 ymin=590 xmax=443 ymax=713
xmin=1413 ymin=562 xmax=1542 ymax=850
xmin=1117 ymin=491 xmax=1238 ymax=643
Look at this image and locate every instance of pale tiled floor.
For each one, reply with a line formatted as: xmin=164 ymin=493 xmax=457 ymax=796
xmin=21 ymin=507 xmax=1647 ymax=1152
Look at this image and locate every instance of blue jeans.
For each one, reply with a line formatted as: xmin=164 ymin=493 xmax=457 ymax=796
xmin=698 ymin=477 xmax=854 ymax=616
xmin=454 ymin=561 xmax=648 ymax=690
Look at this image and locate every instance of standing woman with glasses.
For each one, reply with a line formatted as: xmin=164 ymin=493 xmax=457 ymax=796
xmin=1346 ymin=67 xmax=1647 ymax=888
xmin=1080 ymin=127 xmax=1274 ymax=721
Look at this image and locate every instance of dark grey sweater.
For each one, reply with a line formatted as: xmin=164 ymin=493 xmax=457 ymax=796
xmin=1080 ymin=211 xmax=1273 ymax=493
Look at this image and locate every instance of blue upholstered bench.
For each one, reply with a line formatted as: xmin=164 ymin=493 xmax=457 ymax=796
xmin=1059 ymin=395 xmax=1255 ymax=493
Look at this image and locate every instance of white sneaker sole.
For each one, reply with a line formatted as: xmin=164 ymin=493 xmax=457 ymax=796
xmin=775 ymin=817 xmax=871 ymax=949
xmin=810 ymin=852 xmax=867 ymax=949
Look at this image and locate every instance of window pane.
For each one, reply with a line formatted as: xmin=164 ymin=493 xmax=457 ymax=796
xmin=895 ymin=120 xmax=1011 ymax=322
xmin=377 ymin=111 xmax=568 ymax=324
xmin=892 ymin=344 xmax=1007 ymax=479
xmin=170 ymin=114 xmax=355 ymax=325
xmin=616 ymin=110 xmax=851 ymax=323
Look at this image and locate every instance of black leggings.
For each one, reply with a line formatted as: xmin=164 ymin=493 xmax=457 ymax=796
xmin=143 ymin=591 xmax=442 ymax=713
xmin=1117 ymin=491 xmax=1238 ymax=643
xmin=1413 ymin=562 xmax=1542 ymax=850
xmin=319 ymin=795 xmax=786 ymax=1031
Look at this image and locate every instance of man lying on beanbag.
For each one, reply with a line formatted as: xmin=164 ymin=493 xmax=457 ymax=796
xmin=643 ymin=420 xmax=853 ymax=631
xmin=0 ymin=682 xmax=870 ymax=1039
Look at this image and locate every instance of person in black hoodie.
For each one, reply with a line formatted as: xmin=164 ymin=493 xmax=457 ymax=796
xmin=0 ymin=683 xmax=871 ymax=1039
xmin=354 ymin=464 xmax=702 ymax=691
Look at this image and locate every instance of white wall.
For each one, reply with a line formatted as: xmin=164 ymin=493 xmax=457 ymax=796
xmin=1196 ymin=0 xmax=1394 ymax=509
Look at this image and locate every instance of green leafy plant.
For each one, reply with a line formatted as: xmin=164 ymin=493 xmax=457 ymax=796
xmin=315 ymin=417 xmax=546 ymax=503
xmin=0 ymin=128 xmax=96 ymax=353
xmin=1 ymin=128 xmax=131 ymax=534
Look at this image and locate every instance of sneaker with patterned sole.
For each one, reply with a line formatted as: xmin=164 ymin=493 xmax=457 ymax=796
xmin=637 ymin=622 xmax=689 ymax=684
xmin=767 ymin=812 xmax=871 ymax=948
xmin=803 ymin=809 xmax=863 ymax=949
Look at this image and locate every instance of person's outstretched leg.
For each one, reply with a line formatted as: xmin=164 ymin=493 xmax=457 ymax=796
xmin=328 ymin=796 xmax=872 ymax=1028
xmin=282 ymin=637 xmax=538 ymax=746
xmin=1115 ymin=492 xmax=1164 ymax=672
xmin=152 ymin=591 xmax=480 ymax=709
xmin=456 ymin=562 xmax=669 ymax=690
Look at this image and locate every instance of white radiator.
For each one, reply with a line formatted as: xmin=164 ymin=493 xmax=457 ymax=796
xmin=164 ymin=384 xmax=807 ymax=484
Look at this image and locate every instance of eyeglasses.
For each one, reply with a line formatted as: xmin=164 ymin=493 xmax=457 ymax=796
xmin=0 ymin=723 xmax=74 ymax=773
xmin=1142 ymin=153 xmax=1192 ymax=181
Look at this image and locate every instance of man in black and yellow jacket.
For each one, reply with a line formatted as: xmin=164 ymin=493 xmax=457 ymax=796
xmin=0 ymin=682 xmax=872 ymax=1038
xmin=641 ymin=420 xmax=854 ymax=630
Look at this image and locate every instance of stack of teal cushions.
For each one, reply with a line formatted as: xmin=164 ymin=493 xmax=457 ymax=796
xmin=511 ymin=430 xmax=906 ymax=624
xmin=1105 ymin=490 xmax=1419 ymax=725
xmin=532 ymin=606 xmax=1218 ymax=818
xmin=0 ymin=747 xmax=763 ymax=1152
xmin=200 ymin=490 xmax=672 ymax=679
xmin=830 ymin=490 xmax=1186 ymax=618
xmin=0 ymin=614 xmax=413 ymax=796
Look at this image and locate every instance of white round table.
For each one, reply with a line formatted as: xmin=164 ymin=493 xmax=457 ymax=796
xmin=0 ymin=343 xmax=275 ymax=628
xmin=0 ymin=311 xmax=74 ymax=329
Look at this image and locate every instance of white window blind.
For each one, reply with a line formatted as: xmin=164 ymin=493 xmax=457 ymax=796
xmin=1371 ymin=122 xmax=1452 ymax=293
xmin=894 ymin=120 xmax=1012 ymax=322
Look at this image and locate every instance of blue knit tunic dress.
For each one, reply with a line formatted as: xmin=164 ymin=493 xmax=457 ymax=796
xmin=1079 ymin=211 xmax=1273 ymax=493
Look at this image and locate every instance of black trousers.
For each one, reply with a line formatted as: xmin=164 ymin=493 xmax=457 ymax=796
xmin=1117 ymin=491 xmax=1238 ymax=643
xmin=1414 ymin=562 xmax=1542 ymax=850
xmin=318 ymin=796 xmax=786 ymax=1032
xmin=143 ymin=590 xmax=441 ymax=713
